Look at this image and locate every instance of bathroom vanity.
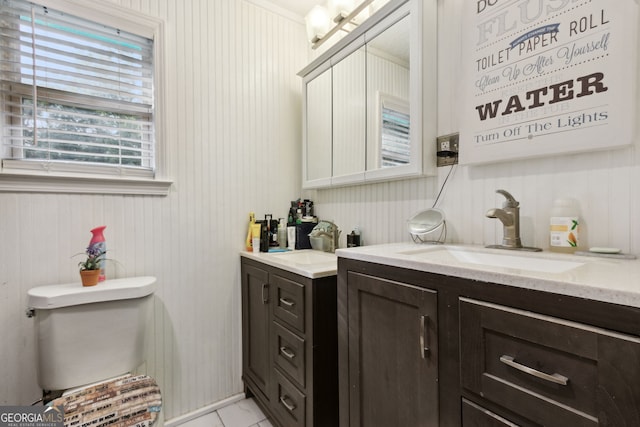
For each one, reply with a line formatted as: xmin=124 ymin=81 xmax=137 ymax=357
xmin=336 ymin=244 xmax=640 ymax=427
xmin=240 ymin=250 xmax=338 ymax=427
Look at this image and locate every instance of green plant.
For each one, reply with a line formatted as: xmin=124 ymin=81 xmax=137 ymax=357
xmin=76 ymin=246 xmax=105 ymax=271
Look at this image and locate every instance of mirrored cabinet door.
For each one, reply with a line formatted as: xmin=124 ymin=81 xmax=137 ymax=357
xmin=332 ymin=46 xmax=366 ymax=182
xmin=305 ymin=67 xmax=332 ymax=184
xmin=365 ymin=15 xmax=410 ymax=172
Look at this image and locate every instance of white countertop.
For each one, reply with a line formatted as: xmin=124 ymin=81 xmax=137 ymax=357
xmin=241 ymin=249 xmax=337 ymax=279
xmin=336 ymin=243 xmax=640 ymax=309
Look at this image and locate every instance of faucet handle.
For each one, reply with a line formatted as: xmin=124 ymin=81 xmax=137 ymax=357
xmin=496 ymin=189 xmax=519 ymax=208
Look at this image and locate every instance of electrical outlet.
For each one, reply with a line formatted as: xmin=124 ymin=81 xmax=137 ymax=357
xmin=436 ymin=133 xmax=459 ymax=167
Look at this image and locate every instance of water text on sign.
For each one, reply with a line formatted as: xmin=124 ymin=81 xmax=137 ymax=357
xmin=475 ymin=72 xmax=608 ymax=121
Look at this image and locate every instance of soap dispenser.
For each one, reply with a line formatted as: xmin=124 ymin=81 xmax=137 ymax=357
xmin=549 ymin=198 xmax=580 ymax=253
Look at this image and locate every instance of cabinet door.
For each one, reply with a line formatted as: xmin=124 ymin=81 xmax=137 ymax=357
xmin=332 ymin=46 xmax=366 ymax=181
xmin=241 ymin=263 xmax=271 ymax=402
xmin=304 ymin=67 xmax=332 ymax=186
xmin=347 ymin=271 xmax=438 ymax=427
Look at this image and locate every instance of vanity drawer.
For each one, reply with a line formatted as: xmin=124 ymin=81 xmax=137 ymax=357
xmin=273 ymin=368 xmax=306 ymax=427
xmin=461 ymin=399 xmax=519 ymax=427
xmin=272 ymin=274 xmax=305 ymax=333
xmin=273 ymin=320 xmax=306 ymax=389
xmin=459 ymin=297 xmax=640 ymax=427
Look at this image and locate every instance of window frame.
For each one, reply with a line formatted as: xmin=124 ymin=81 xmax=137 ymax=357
xmin=0 ymin=0 xmax=171 ymax=195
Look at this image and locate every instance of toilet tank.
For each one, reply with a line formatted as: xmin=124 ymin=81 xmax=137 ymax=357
xmin=27 ymin=276 xmax=156 ymax=391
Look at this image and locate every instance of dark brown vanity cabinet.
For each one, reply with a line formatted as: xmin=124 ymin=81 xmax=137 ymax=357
xmin=339 ymin=270 xmax=439 ymax=427
xmin=241 ymin=257 xmax=338 ymax=427
xmin=338 ymin=257 xmax=640 ymax=427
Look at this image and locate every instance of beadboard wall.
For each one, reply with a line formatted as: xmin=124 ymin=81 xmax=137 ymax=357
xmin=0 ymin=0 xmax=638 ymax=422
xmin=312 ymin=0 xmax=640 ymax=255
xmin=0 ymin=0 xmax=308 ymax=419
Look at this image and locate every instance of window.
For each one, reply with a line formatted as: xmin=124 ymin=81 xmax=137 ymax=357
xmin=0 ymin=0 xmax=169 ymax=194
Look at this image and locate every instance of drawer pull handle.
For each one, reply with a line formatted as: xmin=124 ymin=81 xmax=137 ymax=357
xmin=279 ymin=297 xmax=295 ymax=307
xmin=420 ymin=315 xmax=430 ymax=359
xmin=500 ymin=355 xmax=569 ymax=386
xmin=280 ymin=346 xmax=296 ymax=359
xmin=262 ymin=283 xmax=269 ymax=304
xmin=280 ymin=395 xmax=296 ymax=412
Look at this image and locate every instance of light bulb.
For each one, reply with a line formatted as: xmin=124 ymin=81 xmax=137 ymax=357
xmin=305 ymin=5 xmax=331 ymax=43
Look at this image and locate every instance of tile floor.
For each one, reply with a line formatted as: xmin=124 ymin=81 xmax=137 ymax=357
xmin=181 ymin=398 xmax=273 ymax=427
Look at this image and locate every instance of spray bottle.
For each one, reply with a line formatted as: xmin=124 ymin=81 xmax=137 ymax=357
xmin=88 ymin=226 xmax=107 ymax=282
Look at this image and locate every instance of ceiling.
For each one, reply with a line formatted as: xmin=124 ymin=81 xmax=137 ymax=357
xmin=268 ymin=0 xmax=321 ymax=18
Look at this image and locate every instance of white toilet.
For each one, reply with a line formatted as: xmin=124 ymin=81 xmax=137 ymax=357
xmin=27 ymin=276 xmax=161 ymax=425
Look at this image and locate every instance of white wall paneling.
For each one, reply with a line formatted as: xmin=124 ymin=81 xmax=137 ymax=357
xmin=0 ymin=0 xmax=308 ymax=420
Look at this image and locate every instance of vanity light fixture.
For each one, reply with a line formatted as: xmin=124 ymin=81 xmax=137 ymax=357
xmin=329 ymin=0 xmax=354 ymax=22
xmin=306 ymin=0 xmax=381 ymax=50
xmin=304 ymin=5 xmax=330 ymax=43
xmin=305 ymin=5 xmax=331 ymax=43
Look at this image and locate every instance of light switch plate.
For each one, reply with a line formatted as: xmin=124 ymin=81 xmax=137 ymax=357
xmin=436 ymin=133 xmax=459 ymax=167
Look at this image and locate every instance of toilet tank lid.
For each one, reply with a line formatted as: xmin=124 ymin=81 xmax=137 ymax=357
xmin=27 ymin=276 xmax=157 ymax=309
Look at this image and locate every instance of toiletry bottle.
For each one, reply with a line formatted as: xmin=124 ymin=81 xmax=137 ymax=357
xmin=354 ymin=226 xmax=361 ymax=246
xmin=88 ymin=226 xmax=107 ymax=281
xmin=550 ymin=198 xmax=580 ymax=253
xmin=347 ymin=227 xmax=361 ymax=247
xmin=246 ymin=212 xmax=255 ymax=251
xmin=287 ymin=225 xmax=296 ymax=250
xmin=251 ymin=223 xmax=261 ymax=254
xmin=260 ymin=220 xmax=269 ymax=252
xmin=278 ymin=218 xmax=287 ymax=249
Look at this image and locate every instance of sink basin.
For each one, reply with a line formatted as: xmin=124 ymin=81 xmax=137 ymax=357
xmin=399 ymin=246 xmax=584 ymax=274
xmin=270 ymin=250 xmax=336 ymax=265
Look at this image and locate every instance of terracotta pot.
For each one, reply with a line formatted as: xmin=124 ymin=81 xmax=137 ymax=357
xmin=80 ymin=269 xmax=101 ymax=287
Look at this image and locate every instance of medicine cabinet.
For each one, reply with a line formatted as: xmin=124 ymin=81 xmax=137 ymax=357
xmin=299 ymin=0 xmax=437 ymax=189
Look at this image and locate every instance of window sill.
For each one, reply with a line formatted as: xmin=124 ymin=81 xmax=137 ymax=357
xmin=0 ymin=171 xmax=172 ymax=196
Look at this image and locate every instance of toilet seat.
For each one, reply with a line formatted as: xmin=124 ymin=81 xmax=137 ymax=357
xmin=50 ymin=374 xmax=161 ymax=427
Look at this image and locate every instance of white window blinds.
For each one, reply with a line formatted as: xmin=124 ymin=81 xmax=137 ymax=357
xmin=0 ymin=0 xmax=155 ymax=172
xmin=380 ymin=96 xmax=410 ymax=168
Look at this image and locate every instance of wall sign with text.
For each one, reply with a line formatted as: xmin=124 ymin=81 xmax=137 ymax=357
xmin=459 ymin=0 xmax=638 ymax=165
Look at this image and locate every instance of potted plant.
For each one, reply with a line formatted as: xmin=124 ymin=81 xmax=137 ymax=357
xmin=77 ymin=246 xmax=105 ymax=287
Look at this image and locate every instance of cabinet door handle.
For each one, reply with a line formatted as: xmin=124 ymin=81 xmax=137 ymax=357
xmin=280 ymin=346 xmax=296 ymax=359
xmin=279 ymin=297 xmax=295 ymax=307
xmin=280 ymin=395 xmax=296 ymax=412
xmin=262 ymin=283 xmax=269 ymax=304
xmin=500 ymin=355 xmax=569 ymax=386
xmin=420 ymin=315 xmax=430 ymax=359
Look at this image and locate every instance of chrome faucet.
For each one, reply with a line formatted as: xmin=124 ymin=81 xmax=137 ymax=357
xmin=486 ymin=190 xmax=541 ymax=251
